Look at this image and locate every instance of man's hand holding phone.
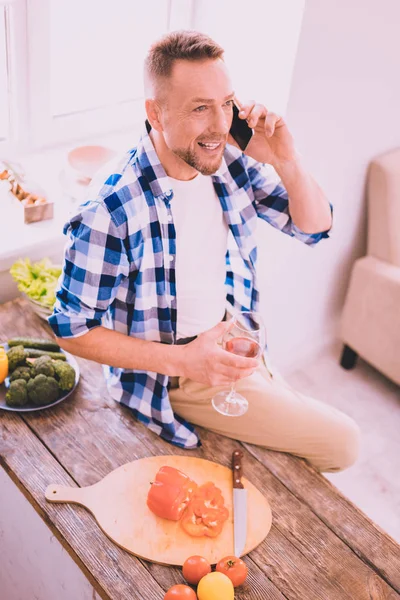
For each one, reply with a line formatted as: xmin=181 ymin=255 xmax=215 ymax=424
xmin=229 ymin=97 xmax=297 ymax=168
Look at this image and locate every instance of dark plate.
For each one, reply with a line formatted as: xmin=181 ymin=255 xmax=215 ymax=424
xmin=0 ymin=343 xmax=80 ymax=412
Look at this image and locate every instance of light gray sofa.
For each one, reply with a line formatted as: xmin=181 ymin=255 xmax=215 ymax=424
xmin=340 ymin=147 xmax=400 ymax=386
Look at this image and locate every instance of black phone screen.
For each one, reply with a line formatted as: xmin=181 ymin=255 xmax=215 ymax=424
xmin=229 ymin=104 xmax=253 ymax=151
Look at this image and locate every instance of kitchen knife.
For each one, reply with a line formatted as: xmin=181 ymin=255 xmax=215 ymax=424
xmin=232 ymin=449 xmax=248 ymax=557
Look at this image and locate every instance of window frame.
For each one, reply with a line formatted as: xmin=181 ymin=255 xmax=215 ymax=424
xmin=0 ymin=0 xmax=29 ymax=154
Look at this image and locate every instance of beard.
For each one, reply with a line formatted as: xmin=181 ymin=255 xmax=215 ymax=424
xmin=172 ymin=143 xmax=225 ymax=176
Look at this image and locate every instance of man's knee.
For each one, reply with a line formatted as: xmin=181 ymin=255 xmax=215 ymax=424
xmin=319 ymin=416 xmax=361 ymax=473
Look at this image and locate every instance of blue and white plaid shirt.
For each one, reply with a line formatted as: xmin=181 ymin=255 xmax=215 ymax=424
xmin=49 ymin=123 xmax=332 ymax=449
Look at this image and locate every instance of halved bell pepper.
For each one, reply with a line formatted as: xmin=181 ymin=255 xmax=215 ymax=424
xmin=180 ymin=482 xmax=229 ymax=538
xmin=180 ymin=504 xmax=229 ymax=538
xmin=147 ymin=466 xmax=197 ymax=521
xmin=190 ymin=481 xmax=225 ymax=514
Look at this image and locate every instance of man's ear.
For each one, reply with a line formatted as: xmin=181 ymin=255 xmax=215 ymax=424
xmin=145 ymin=99 xmax=164 ymax=133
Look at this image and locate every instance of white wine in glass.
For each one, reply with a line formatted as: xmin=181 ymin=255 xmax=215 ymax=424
xmin=211 ymin=311 xmax=266 ymax=417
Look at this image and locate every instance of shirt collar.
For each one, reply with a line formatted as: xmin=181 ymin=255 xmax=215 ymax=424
xmin=136 ymin=121 xmax=230 ymax=199
xmin=135 ymin=121 xmax=173 ymax=200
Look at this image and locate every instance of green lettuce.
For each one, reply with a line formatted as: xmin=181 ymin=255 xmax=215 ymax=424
xmin=10 ymin=258 xmax=62 ymax=308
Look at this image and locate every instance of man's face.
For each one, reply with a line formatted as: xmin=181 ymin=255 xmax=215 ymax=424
xmin=157 ymin=59 xmax=234 ymax=176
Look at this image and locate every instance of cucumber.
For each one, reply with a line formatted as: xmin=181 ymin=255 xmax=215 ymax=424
xmin=8 ymin=337 xmax=60 ymax=352
xmin=24 ymin=348 xmax=66 ymax=360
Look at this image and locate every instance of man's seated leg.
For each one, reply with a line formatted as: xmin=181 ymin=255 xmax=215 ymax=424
xmin=169 ymin=364 xmax=360 ymax=473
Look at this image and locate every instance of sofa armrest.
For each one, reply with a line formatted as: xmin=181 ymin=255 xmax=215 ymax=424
xmin=340 ymin=255 xmax=400 ymax=385
xmin=368 ymin=148 xmax=400 ymax=268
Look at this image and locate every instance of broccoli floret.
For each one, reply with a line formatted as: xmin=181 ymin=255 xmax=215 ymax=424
xmin=27 ymin=374 xmax=59 ymax=405
xmin=9 ymin=366 xmax=33 ymax=383
xmin=32 ymin=355 xmax=55 ymax=378
xmin=6 ymin=345 xmax=27 ymax=372
xmin=52 ymin=360 xmax=75 ymax=391
xmin=5 ymin=379 xmax=28 ymax=407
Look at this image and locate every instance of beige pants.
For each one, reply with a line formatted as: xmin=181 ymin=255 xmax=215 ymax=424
xmin=169 ymin=362 xmax=360 ymax=473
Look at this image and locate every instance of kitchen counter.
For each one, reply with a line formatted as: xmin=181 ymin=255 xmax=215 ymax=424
xmin=0 ymin=297 xmax=399 ymax=600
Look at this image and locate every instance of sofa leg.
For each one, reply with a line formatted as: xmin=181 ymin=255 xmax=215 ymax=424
xmin=340 ymin=344 xmax=358 ymax=370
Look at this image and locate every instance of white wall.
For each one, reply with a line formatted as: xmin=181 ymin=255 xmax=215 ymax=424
xmin=249 ymin=0 xmax=400 ymax=371
xmin=193 ymin=0 xmax=305 ymax=114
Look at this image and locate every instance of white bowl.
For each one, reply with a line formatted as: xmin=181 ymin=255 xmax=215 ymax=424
xmin=67 ymin=145 xmax=117 ymax=181
xmin=22 ymin=294 xmax=53 ymax=321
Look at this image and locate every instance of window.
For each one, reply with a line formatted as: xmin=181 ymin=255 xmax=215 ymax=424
xmin=36 ymin=0 xmax=172 ymax=144
xmin=0 ymin=0 xmax=29 ymax=153
xmin=50 ymin=0 xmax=166 ymax=117
xmin=1 ymin=0 xmax=194 ymax=152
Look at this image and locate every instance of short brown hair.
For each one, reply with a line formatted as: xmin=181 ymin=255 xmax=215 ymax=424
xmin=144 ymin=30 xmax=224 ymax=85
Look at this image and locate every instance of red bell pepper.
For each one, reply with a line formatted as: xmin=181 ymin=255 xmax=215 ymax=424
xmin=147 ymin=466 xmax=197 ymax=521
xmin=180 ymin=482 xmax=230 ymax=538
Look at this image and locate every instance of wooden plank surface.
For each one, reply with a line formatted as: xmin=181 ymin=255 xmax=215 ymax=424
xmin=0 ymin=414 xmax=165 ymax=600
xmin=243 ymin=443 xmax=400 ymax=591
xmin=1 ymin=297 xmax=399 ymax=600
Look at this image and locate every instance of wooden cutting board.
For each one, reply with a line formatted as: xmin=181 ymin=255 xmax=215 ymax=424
xmin=45 ymin=455 xmax=272 ymax=566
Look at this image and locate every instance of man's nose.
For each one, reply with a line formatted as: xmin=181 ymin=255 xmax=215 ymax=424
xmin=211 ymin=108 xmax=230 ymax=135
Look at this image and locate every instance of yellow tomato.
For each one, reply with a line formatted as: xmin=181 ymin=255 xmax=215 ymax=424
xmin=197 ymin=572 xmax=234 ymax=600
xmin=0 ymin=347 xmax=8 ymax=384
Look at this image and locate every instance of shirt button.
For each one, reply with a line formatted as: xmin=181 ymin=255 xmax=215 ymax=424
xmin=168 ymin=255 xmax=174 ymax=262
xmin=167 ymin=214 xmax=173 ymax=222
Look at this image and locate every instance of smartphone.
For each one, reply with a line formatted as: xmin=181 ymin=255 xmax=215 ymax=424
xmin=229 ymin=102 xmax=253 ymax=151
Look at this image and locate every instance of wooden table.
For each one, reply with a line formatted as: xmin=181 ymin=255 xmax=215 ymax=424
xmin=1 ymin=298 xmax=399 ymax=600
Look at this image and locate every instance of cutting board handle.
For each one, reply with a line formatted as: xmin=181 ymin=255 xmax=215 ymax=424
xmin=45 ymin=483 xmax=89 ymax=505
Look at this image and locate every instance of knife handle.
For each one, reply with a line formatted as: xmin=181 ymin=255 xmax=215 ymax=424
xmin=232 ymin=449 xmax=244 ymax=489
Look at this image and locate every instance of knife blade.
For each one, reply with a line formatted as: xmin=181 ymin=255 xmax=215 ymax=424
xmin=232 ymin=449 xmax=248 ymax=557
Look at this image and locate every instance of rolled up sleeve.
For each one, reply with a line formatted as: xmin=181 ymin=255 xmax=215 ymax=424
xmin=48 ymin=200 xmax=129 ymax=339
xmin=245 ymin=154 xmax=333 ymax=247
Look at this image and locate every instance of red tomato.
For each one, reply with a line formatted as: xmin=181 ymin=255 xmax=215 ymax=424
xmin=182 ymin=555 xmax=212 ymax=585
xmin=215 ymin=555 xmax=248 ymax=587
xmin=164 ymin=584 xmax=197 ymax=600
xmin=147 ymin=466 xmax=197 ymax=521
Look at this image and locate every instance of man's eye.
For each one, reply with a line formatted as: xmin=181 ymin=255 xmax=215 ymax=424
xmin=194 ymin=105 xmax=207 ymax=112
xmin=225 ymin=100 xmax=234 ymax=107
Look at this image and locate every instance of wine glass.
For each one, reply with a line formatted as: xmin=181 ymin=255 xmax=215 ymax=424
xmin=211 ymin=311 xmax=266 ymax=417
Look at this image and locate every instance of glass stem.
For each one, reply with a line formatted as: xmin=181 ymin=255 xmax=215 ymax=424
xmin=226 ymin=381 xmax=236 ymax=402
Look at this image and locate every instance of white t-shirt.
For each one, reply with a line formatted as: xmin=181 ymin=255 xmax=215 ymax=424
xmin=169 ymin=173 xmax=229 ymax=339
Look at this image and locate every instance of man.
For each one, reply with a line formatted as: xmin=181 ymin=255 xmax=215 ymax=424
xmin=49 ymin=30 xmax=359 ymax=472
